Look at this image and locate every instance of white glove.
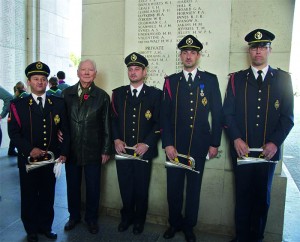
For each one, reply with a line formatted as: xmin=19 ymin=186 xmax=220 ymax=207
xmin=53 ymin=159 xmax=63 ymax=179
xmin=206 ymin=153 xmax=210 ymax=160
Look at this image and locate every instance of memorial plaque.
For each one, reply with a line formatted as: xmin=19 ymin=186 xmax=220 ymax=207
xmin=125 ymin=0 xmax=231 ymax=89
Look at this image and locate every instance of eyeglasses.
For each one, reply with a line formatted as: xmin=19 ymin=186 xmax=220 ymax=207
xmin=249 ymin=46 xmax=270 ymax=51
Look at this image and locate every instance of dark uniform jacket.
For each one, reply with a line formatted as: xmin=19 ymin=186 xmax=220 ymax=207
xmin=63 ymin=82 xmax=112 ymax=165
xmin=8 ymin=94 xmax=69 ymax=167
xmin=161 ymin=70 xmax=222 ymax=159
xmin=223 ymin=66 xmax=294 ymax=161
xmin=111 ymin=84 xmax=162 ymax=160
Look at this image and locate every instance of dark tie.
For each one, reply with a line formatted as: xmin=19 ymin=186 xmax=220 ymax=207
xmin=133 ymin=89 xmax=137 ymax=98
xmin=257 ymin=70 xmax=263 ymax=87
xmin=188 ymin=73 xmax=193 ymax=87
xmin=37 ymin=97 xmax=44 ymax=114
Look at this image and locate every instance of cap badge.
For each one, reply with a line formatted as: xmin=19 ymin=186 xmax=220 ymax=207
xmin=186 ymin=37 xmax=193 ymax=45
xmin=54 ymin=114 xmax=60 ymax=125
xmin=36 ymin=62 xmax=43 ymax=70
xmin=254 ymin=31 xmax=262 ymax=40
xmin=145 ymin=110 xmax=152 ymax=120
xmin=274 ymin=100 xmax=280 ymax=110
xmin=131 ymin=54 xmax=137 ymax=61
xmin=202 ymin=97 xmax=207 ymax=106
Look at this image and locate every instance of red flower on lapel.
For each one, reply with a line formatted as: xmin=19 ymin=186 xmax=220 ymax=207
xmin=83 ymin=94 xmax=89 ymax=100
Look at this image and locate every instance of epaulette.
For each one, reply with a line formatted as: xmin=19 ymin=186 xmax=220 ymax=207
xmin=112 ymin=85 xmax=128 ymax=92
xmin=277 ymin=68 xmax=291 ymax=75
xmin=11 ymin=97 xmax=24 ymax=104
xmin=150 ymin=86 xmax=161 ymax=91
xmin=164 ymin=73 xmax=178 ymax=80
xmin=204 ymin=71 xmax=217 ymax=77
xmin=227 ymin=69 xmax=245 ymax=77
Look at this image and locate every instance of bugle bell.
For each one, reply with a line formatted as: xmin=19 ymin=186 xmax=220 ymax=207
xmin=165 ymin=153 xmax=200 ymax=174
xmin=26 ymin=151 xmax=56 ymax=172
xmin=115 ymin=146 xmax=148 ymax=163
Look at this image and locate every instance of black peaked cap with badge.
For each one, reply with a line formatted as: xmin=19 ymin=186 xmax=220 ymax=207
xmin=25 ymin=61 xmax=50 ymax=78
xmin=177 ymin=34 xmax=203 ymax=51
xmin=125 ymin=52 xmax=148 ymax=68
xmin=245 ymin=29 xmax=275 ymax=47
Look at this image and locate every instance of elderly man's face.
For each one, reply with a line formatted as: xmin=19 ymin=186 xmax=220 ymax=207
xmin=77 ymin=60 xmax=97 ymax=86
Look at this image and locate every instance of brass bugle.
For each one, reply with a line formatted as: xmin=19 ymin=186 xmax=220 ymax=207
xmin=237 ymin=156 xmax=278 ymax=165
xmin=165 ymin=154 xmax=200 ymax=174
xmin=115 ymin=146 xmax=148 ymax=163
xmin=237 ymin=147 xmax=278 ymax=165
xmin=26 ymin=151 xmax=56 ymax=172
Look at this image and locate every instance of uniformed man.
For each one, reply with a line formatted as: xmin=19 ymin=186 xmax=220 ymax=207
xmin=161 ymin=35 xmax=222 ymax=242
xmin=223 ymin=29 xmax=294 ymax=242
xmin=8 ymin=61 xmax=70 ymax=242
xmin=112 ymin=52 xmax=162 ymax=235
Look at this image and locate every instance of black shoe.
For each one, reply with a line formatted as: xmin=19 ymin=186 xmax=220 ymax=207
xmin=87 ymin=222 xmax=99 ymax=234
xmin=118 ymin=221 xmax=132 ymax=232
xmin=183 ymin=229 xmax=196 ymax=242
xmin=8 ymin=149 xmax=18 ymax=156
xmin=133 ymin=223 xmax=144 ymax=235
xmin=27 ymin=233 xmax=38 ymax=242
xmin=42 ymin=231 xmax=57 ymax=240
xmin=163 ymin=227 xmax=180 ymax=239
xmin=64 ymin=219 xmax=80 ymax=231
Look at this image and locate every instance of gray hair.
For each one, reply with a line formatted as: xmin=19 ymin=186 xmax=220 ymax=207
xmin=78 ymin=59 xmax=97 ymax=72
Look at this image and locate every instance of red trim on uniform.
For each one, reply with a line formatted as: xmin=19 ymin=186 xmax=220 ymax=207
xmin=230 ymin=73 xmax=236 ymax=96
xmin=164 ymin=78 xmax=172 ymax=100
xmin=10 ymin=103 xmax=21 ymax=127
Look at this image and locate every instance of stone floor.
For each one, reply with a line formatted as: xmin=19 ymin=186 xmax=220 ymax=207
xmin=0 ymin=147 xmax=300 ymax=242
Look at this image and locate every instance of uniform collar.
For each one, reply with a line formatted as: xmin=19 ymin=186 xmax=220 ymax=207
xmin=130 ymin=83 xmax=144 ymax=97
xmin=31 ymin=93 xmax=46 ymax=106
xmin=251 ymin=65 xmax=269 ymax=80
xmin=183 ymin=68 xmax=198 ymax=81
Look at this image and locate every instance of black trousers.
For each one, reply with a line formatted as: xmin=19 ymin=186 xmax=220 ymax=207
xmin=19 ymin=162 xmax=56 ymax=234
xmin=166 ymin=157 xmax=205 ymax=231
xmin=234 ymin=161 xmax=276 ymax=242
xmin=116 ymin=158 xmax=152 ymax=225
xmin=65 ymin=162 xmax=101 ymax=223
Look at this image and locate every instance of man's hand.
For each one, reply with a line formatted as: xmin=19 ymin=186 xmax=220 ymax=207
xmin=30 ymin=148 xmax=46 ymax=159
xmin=101 ymin=154 xmax=110 ymax=164
xmin=165 ymin=146 xmax=177 ymax=161
xmin=208 ymin=146 xmax=218 ymax=159
xmin=234 ymin=138 xmax=249 ymax=157
xmin=134 ymin=143 xmax=149 ymax=156
xmin=57 ymin=155 xmax=67 ymax=163
xmin=114 ymin=139 xmax=126 ymax=154
xmin=262 ymin=142 xmax=277 ymax=160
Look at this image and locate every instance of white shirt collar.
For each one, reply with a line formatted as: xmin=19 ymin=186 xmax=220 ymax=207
xmin=183 ymin=68 xmax=198 ymax=82
xmin=251 ymin=65 xmax=269 ymax=81
xmin=31 ymin=93 xmax=46 ymax=107
xmin=130 ymin=83 xmax=144 ymax=97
